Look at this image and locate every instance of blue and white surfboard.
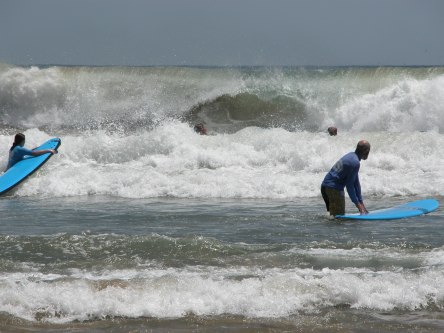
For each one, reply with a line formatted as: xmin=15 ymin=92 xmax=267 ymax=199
xmin=0 ymin=138 xmax=61 ymax=196
xmin=336 ymin=199 xmax=439 ymax=220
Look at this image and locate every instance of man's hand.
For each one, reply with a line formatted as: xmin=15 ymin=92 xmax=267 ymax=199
xmin=356 ymin=202 xmax=369 ymax=215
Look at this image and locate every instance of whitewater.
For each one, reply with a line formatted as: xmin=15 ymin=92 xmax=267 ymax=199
xmin=0 ymin=64 xmax=443 ymax=332
xmin=0 ymin=64 xmax=443 ymax=199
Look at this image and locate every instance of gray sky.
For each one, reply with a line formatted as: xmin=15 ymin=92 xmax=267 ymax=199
xmin=1 ymin=0 xmax=443 ymax=66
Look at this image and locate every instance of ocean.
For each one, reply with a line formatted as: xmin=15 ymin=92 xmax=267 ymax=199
xmin=0 ymin=64 xmax=443 ymax=332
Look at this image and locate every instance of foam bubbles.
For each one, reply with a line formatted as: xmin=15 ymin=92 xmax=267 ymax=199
xmin=2 ymin=66 xmax=444 ymax=133
xmin=0 ymin=66 xmax=66 ymax=127
xmin=1 ymin=263 xmax=443 ymax=322
xmin=330 ymin=75 xmax=444 ymax=133
xmin=1 ymin=65 xmax=443 ymax=199
xmin=2 ymin=123 xmax=443 ymax=199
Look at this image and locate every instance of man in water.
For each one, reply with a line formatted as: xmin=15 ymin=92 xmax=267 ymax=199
xmin=321 ymin=140 xmax=370 ymax=217
xmin=328 ymin=126 xmax=337 ymax=136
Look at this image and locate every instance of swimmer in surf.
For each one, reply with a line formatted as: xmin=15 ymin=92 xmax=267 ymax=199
xmin=328 ymin=126 xmax=337 ymax=136
xmin=194 ymin=123 xmax=208 ymax=135
xmin=5 ymin=133 xmax=58 ymax=171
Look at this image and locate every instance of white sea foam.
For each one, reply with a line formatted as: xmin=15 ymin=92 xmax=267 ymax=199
xmin=424 ymin=247 xmax=444 ymax=267
xmin=1 ymin=66 xmax=443 ymax=199
xmin=1 ymin=66 xmax=444 ymax=132
xmin=0 ymin=66 xmax=67 ymax=127
xmin=328 ymin=74 xmax=444 ymax=133
xmin=0 ymin=262 xmax=443 ymax=323
xmin=0 ymin=66 xmax=244 ymax=129
xmin=1 ymin=123 xmax=442 ymax=199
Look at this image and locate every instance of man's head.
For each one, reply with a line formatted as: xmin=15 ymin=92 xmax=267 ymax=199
xmin=328 ymin=127 xmax=337 ymax=136
xmin=355 ymin=140 xmax=370 ymax=160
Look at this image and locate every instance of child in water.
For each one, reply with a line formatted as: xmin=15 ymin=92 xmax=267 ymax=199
xmin=6 ymin=133 xmax=57 ymax=171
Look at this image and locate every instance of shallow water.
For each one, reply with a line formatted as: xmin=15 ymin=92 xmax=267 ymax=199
xmin=0 ymin=196 xmax=443 ymax=332
xmin=1 ymin=65 xmax=443 ymax=331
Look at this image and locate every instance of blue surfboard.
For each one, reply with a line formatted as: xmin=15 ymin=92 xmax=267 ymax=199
xmin=336 ymin=199 xmax=439 ymax=220
xmin=0 ymin=138 xmax=61 ymax=196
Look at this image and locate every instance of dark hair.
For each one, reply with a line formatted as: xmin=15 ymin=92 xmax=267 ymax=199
xmin=194 ymin=123 xmax=204 ymax=133
xmin=10 ymin=133 xmax=25 ymax=151
xmin=328 ymin=127 xmax=337 ymax=136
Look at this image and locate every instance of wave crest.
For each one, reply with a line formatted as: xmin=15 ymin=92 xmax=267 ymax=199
xmin=0 ymin=66 xmax=67 ymax=127
xmin=184 ymin=92 xmax=307 ymax=132
xmin=1 ymin=65 xmax=444 ymax=133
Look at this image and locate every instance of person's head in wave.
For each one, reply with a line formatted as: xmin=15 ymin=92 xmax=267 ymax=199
xmin=194 ymin=123 xmax=208 ymax=135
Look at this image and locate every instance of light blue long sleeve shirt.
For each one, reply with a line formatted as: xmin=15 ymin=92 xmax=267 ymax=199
xmin=6 ymin=146 xmax=33 ymax=170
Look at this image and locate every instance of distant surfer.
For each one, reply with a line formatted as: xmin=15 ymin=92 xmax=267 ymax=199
xmin=328 ymin=126 xmax=337 ymax=136
xmin=321 ymin=140 xmax=370 ymax=217
xmin=194 ymin=123 xmax=208 ymax=135
xmin=5 ymin=133 xmax=58 ymax=171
